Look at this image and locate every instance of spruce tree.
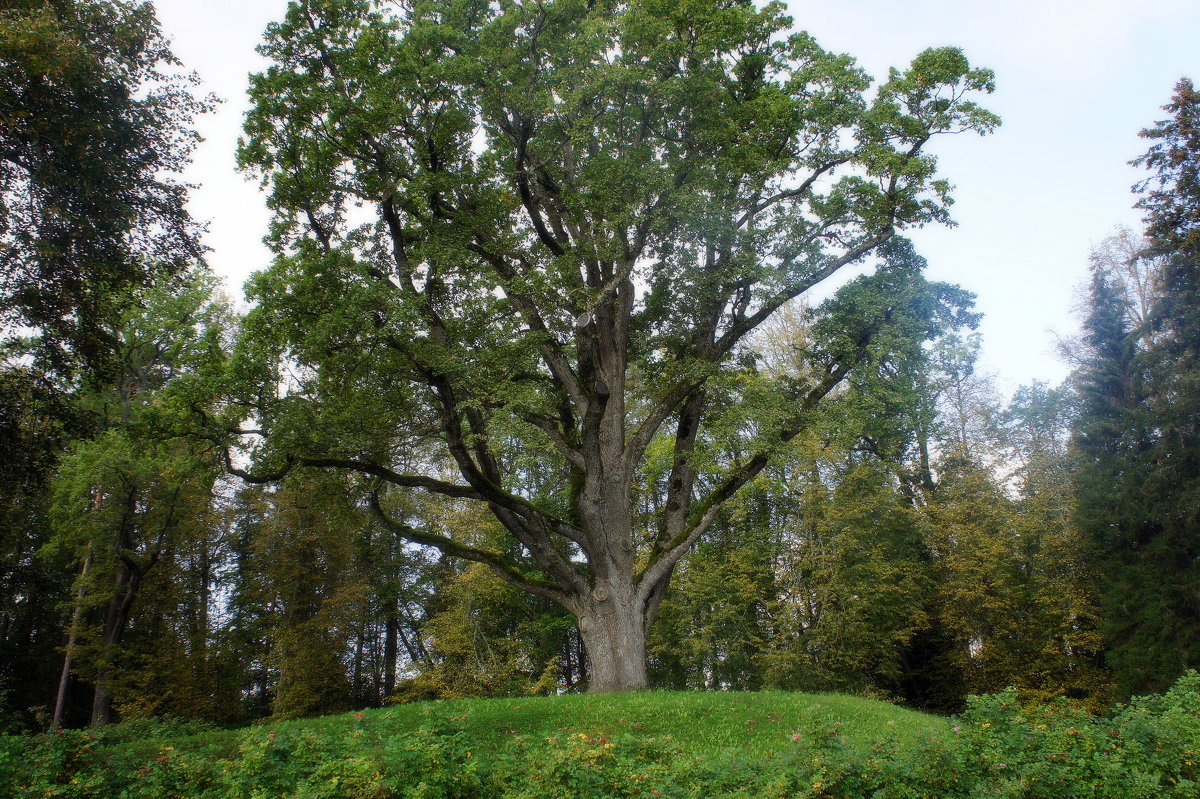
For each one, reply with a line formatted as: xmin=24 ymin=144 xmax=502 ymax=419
xmin=1129 ymin=78 xmax=1200 ymax=691
xmin=1074 ymin=78 xmax=1200 ymax=695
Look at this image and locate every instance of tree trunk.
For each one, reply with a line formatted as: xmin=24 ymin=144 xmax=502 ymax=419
xmin=91 ymin=560 xmax=144 ymax=726
xmin=352 ymin=612 xmax=366 ymax=705
xmin=383 ymin=611 xmax=399 ymax=697
xmin=579 ymin=596 xmax=648 ymax=693
xmin=53 ymin=550 xmax=93 ymax=727
xmin=90 ymin=671 xmax=114 ymax=727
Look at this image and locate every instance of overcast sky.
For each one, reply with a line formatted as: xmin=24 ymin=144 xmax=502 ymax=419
xmin=154 ymin=0 xmax=1200 ymax=395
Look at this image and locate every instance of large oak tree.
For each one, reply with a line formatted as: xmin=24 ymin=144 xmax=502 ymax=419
xmin=226 ymin=0 xmax=996 ymax=691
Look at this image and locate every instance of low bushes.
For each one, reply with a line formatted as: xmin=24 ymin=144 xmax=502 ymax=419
xmin=3 ymin=672 xmax=1197 ymax=798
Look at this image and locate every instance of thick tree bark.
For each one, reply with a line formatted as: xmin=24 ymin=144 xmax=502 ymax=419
xmin=90 ymin=673 xmax=114 ymax=727
xmin=574 ymin=424 xmax=653 ymax=692
xmin=578 ymin=595 xmax=648 ymax=693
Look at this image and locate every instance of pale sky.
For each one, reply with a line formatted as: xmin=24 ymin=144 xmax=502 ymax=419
xmin=154 ymin=0 xmax=1200 ymax=394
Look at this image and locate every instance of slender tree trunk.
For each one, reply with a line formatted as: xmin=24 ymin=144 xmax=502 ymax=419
xmin=53 ymin=550 xmax=92 ymax=727
xmin=561 ymin=633 xmax=575 ymax=689
xmin=383 ymin=610 xmax=399 ymax=696
xmin=575 ymin=628 xmax=588 ymax=686
xmin=352 ymin=613 xmax=366 ymax=705
xmin=257 ymin=664 xmax=271 ymax=714
xmin=91 ymin=561 xmax=143 ymax=726
xmin=91 ymin=672 xmax=113 ymax=726
xmin=195 ymin=540 xmax=211 ymax=665
xmin=91 ymin=646 xmax=117 ymax=724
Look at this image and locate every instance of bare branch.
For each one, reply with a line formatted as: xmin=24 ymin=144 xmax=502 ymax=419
xmin=369 ymin=492 xmax=572 ymax=605
xmin=636 ymin=354 xmax=859 ymax=595
xmin=735 ymin=157 xmax=850 ymax=229
xmin=523 ymin=412 xmax=586 ymax=470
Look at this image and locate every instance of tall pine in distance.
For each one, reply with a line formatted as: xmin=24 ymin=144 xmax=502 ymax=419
xmin=1072 ymin=253 xmax=1155 ymax=695
xmin=1074 ymin=78 xmax=1200 ymax=696
xmin=1132 ymin=78 xmax=1200 ymax=691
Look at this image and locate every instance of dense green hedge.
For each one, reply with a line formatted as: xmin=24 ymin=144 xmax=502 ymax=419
xmin=3 ymin=673 xmax=1197 ymax=798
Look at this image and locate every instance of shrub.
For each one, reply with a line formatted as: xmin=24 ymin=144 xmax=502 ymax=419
xmin=942 ymin=670 xmax=1200 ymax=798
xmin=1 ymin=675 xmax=1197 ymax=798
xmin=498 ymin=732 xmax=688 ymax=799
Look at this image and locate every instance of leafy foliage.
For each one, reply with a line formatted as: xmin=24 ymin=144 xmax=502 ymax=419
xmin=0 ymin=366 xmax=79 ymax=727
xmin=5 ymin=675 xmax=1200 ymax=798
xmin=1073 ymin=78 xmax=1200 ymax=696
xmin=40 ymin=270 xmax=231 ymax=726
xmin=224 ymin=0 xmax=996 ymax=690
xmin=0 ymin=0 xmax=210 ymax=379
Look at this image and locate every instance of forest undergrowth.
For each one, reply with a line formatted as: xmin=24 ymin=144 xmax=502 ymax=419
xmin=3 ymin=672 xmax=1199 ymax=798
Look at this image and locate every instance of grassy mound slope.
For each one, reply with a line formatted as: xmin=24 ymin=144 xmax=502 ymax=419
xmin=3 ymin=692 xmax=949 ymax=797
xmin=5 ymin=674 xmax=1200 ymax=798
xmin=285 ymin=689 xmax=947 ymax=758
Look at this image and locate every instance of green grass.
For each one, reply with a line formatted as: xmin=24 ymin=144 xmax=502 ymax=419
xmin=286 ymin=689 xmax=945 ymax=755
xmin=130 ymin=689 xmax=946 ymax=765
xmin=8 ymin=676 xmax=1199 ymax=798
xmin=4 ymin=691 xmax=949 ymax=798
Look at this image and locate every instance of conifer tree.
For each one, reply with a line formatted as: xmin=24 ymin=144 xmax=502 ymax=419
xmin=1072 ymin=79 xmax=1200 ymax=695
xmin=1099 ymin=77 xmax=1200 ymax=693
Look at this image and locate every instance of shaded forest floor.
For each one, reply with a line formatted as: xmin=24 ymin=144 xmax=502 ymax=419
xmin=4 ymin=677 xmax=1200 ymax=797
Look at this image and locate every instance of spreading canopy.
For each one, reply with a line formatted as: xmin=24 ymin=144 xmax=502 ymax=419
xmin=226 ymin=0 xmax=995 ymax=690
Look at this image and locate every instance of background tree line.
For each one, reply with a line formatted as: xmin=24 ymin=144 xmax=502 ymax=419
xmin=1 ymin=0 xmax=1198 ymax=729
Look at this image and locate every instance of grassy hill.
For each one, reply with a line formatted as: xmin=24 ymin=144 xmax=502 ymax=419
xmin=3 ymin=675 xmax=1199 ymax=798
xmin=263 ymin=689 xmax=949 ymax=758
